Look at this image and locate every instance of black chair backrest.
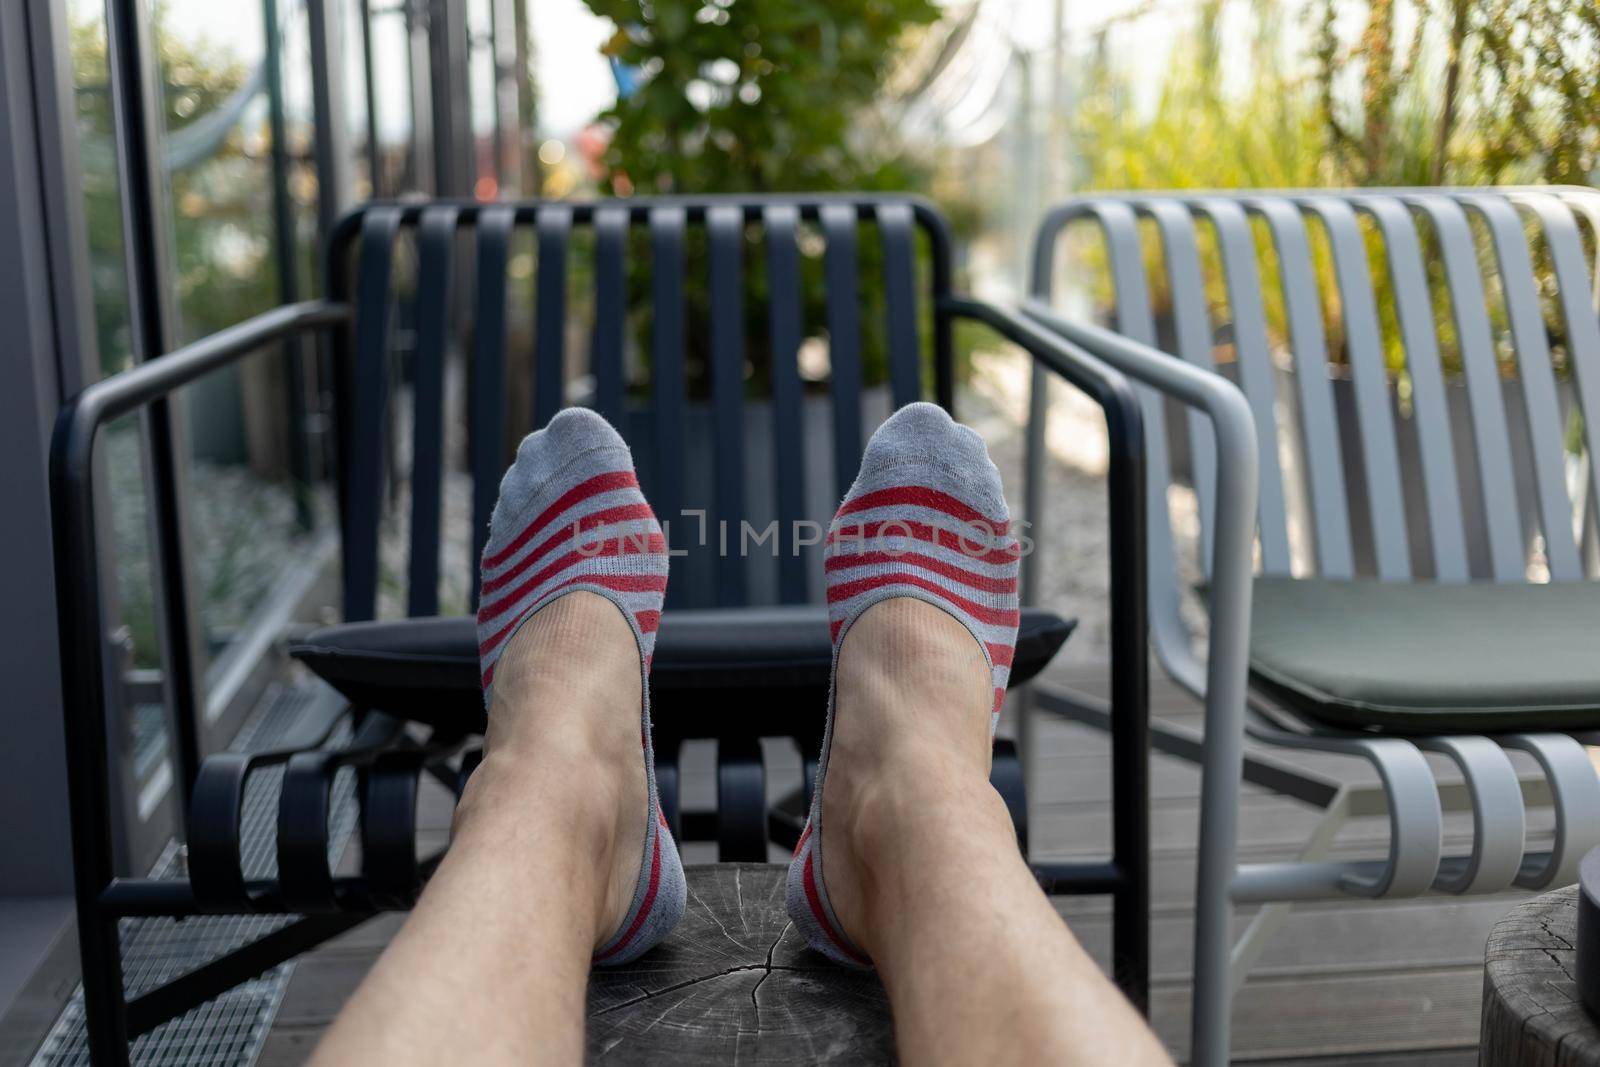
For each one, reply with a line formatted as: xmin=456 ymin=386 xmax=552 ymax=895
xmin=329 ymin=195 xmax=955 ymax=620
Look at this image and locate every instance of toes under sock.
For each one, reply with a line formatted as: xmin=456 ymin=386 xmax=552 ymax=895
xmin=476 ymin=407 xmax=687 ymax=966
xmin=786 ymin=403 xmax=1022 ymax=968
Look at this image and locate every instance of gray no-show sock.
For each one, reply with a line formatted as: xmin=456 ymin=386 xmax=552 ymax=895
xmin=477 ymin=408 xmax=687 ymax=966
xmin=786 ymin=403 xmax=1022 ymax=968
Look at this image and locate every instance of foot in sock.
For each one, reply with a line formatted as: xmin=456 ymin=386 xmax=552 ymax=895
xmin=787 ymin=403 xmax=1022 ymax=967
xmin=472 ymin=407 xmax=685 ymax=965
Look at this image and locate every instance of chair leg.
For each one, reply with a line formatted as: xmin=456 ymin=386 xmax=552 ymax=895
xmin=81 ymin=912 xmax=131 ymax=1067
xmin=1227 ymin=788 xmax=1352 ymax=998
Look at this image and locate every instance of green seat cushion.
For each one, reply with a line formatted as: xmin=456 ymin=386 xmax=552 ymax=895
xmin=1248 ymin=577 xmax=1600 ymax=733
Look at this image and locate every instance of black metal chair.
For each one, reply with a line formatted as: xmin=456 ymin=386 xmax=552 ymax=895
xmin=50 ymin=194 xmax=1150 ymax=1065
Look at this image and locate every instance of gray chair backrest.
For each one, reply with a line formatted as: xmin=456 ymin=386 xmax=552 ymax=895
xmin=331 ymin=196 xmax=956 ymax=620
xmin=1031 ymin=189 xmax=1600 ymax=619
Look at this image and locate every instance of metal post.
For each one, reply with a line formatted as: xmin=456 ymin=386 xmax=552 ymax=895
xmin=357 ymin=0 xmax=382 ymax=195
xmin=306 ymin=0 xmax=351 ymax=242
xmin=105 ymin=0 xmax=206 ymax=824
xmin=264 ymin=0 xmax=313 ymax=531
xmin=428 ymin=0 xmax=472 ymax=196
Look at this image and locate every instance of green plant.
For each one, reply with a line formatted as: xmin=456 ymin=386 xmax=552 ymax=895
xmin=581 ymin=0 xmax=942 ymax=394
xmin=1064 ymin=0 xmax=1597 ymax=377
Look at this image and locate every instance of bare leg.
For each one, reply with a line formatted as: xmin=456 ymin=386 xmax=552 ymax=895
xmin=822 ymin=597 xmax=1171 ymax=1066
xmin=310 ymin=593 xmax=647 ymax=1067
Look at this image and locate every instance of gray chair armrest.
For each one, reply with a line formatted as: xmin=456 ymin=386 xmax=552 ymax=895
xmin=1021 ymin=297 xmax=1258 ymax=1067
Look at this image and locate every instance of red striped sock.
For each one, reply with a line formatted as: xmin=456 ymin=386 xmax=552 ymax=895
xmin=787 ymin=403 xmax=1021 ymax=968
xmin=477 ymin=408 xmax=686 ymax=966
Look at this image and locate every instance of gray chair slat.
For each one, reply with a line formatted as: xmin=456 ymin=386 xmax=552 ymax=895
xmin=763 ymin=205 xmax=809 ymax=604
xmin=346 ymin=206 xmax=403 ymax=621
xmin=1515 ymin=192 xmax=1600 ymax=566
xmin=1247 ymin=197 xmax=1355 ymax=578
xmin=1554 ymin=190 xmax=1600 ymax=304
xmin=1403 ymin=195 xmax=1526 ymax=582
xmin=408 ymin=205 xmax=459 ymax=617
xmin=650 ymin=206 xmax=688 ymax=604
xmin=1356 ymin=195 xmax=1469 ymax=582
xmin=707 ymin=205 xmax=747 ymax=606
xmin=470 ymin=205 xmax=517 ymax=607
xmin=533 ymin=205 xmax=572 ymax=429
xmin=1194 ymin=198 xmax=1293 ymax=575
xmin=821 ymin=203 xmax=864 ymax=498
xmin=591 ymin=206 xmax=628 ymax=428
xmin=1088 ymin=201 xmax=1191 ymax=625
xmin=1558 ymin=191 xmax=1600 ymax=574
xmin=877 ymin=203 xmax=922 ymax=408
xmin=1299 ymin=197 xmax=1411 ymax=580
xmin=1456 ymin=193 xmax=1583 ymax=580
xmin=1143 ymin=200 xmax=1219 ymax=571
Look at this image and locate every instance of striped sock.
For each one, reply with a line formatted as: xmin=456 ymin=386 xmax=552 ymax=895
xmin=476 ymin=408 xmax=687 ymax=967
xmin=786 ymin=403 xmax=1022 ymax=968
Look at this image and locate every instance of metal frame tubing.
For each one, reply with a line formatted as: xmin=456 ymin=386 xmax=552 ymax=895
xmin=942 ymin=297 xmax=1152 ymax=1011
xmin=1022 ymin=298 xmax=1259 ymax=1067
xmin=51 ymin=302 xmax=348 ymax=1066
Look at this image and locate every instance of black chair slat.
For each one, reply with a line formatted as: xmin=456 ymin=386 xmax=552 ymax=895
xmin=821 ymin=203 xmax=864 ymax=499
xmin=715 ymin=736 xmax=767 ymax=861
xmin=707 ymin=205 xmax=747 ymax=606
xmin=346 ymin=207 xmax=402 ymax=621
xmin=763 ymin=205 xmax=810 ymax=603
xmin=362 ymin=750 xmax=425 ymax=909
xmin=534 ymin=206 xmax=572 ymax=429
xmin=469 ymin=205 xmax=517 ymax=607
xmin=591 ymin=205 xmax=628 ymax=427
xmin=877 ymin=202 xmax=921 ymax=408
xmin=276 ymin=751 xmax=340 ymax=913
xmin=408 ymin=206 xmax=458 ymax=618
xmin=187 ymin=753 xmax=257 ymax=910
xmin=650 ymin=206 xmax=688 ymax=604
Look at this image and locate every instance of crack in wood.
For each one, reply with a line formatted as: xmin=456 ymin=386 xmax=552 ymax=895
xmin=748 ymin=920 xmax=793 ymax=1031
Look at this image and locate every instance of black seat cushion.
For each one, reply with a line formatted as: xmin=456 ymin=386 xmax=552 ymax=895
xmin=291 ymin=605 xmax=1075 ymax=737
xmin=1250 ymin=577 xmax=1600 ymax=733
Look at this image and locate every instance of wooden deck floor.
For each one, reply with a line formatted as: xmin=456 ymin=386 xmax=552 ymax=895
xmin=260 ymin=664 xmax=1521 ymax=1065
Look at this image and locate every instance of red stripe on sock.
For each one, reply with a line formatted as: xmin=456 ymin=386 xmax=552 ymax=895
xmin=826 ymin=572 xmax=1020 ymax=628
xmin=992 ymin=687 xmax=1005 ymax=715
xmin=834 ymin=486 xmax=1007 ymax=533
xmin=827 ymin=518 xmax=1019 ymax=565
xmin=481 ymin=502 xmax=655 ymax=595
xmin=794 ymin=821 xmax=813 ymax=857
xmin=987 ymin=642 xmax=1014 ymax=668
xmin=482 ymin=470 xmax=638 ymax=570
xmin=593 ymin=826 xmax=663 ymax=962
xmin=477 ymin=572 xmax=670 ymax=658
xmin=478 ymin=532 xmax=665 ymax=624
xmin=824 ymin=549 xmax=1017 ymax=594
xmin=803 ymin=850 xmax=870 ymax=966
xmin=635 ymin=609 xmax=661 ymax=634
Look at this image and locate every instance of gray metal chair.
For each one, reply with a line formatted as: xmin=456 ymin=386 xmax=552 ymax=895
xmin=1020 ymin=187 xmax=1600 ymax=1065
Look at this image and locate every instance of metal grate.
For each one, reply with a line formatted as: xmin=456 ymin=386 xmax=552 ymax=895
xmin=31 ymin=683 xmax=359 ymax=1067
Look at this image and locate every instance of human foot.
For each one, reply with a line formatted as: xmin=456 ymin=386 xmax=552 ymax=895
xmin=786 ymin=403 xmax=1021 ymax=967
xmin=472 ymin=407 xmax=685 ymax=965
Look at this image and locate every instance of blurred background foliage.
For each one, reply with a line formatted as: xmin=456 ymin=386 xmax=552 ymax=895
xmin=580 ymin=0 xmax=943 ymax=394
xmin=1062 ymin=0 xmax=1597 ymax=376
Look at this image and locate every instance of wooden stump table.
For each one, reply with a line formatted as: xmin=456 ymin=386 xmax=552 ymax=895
xmin=587 ymin=863 xmax=893 ymax=1064
xmin=1482 ymin=886 xmax=1600 ymax=1065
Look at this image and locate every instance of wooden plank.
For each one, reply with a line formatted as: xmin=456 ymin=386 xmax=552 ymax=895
xmin=1153 ymin=966 xmax=1484 ymax=1062
xmin=1063 ymin=894 xmax=1517 ymax=982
